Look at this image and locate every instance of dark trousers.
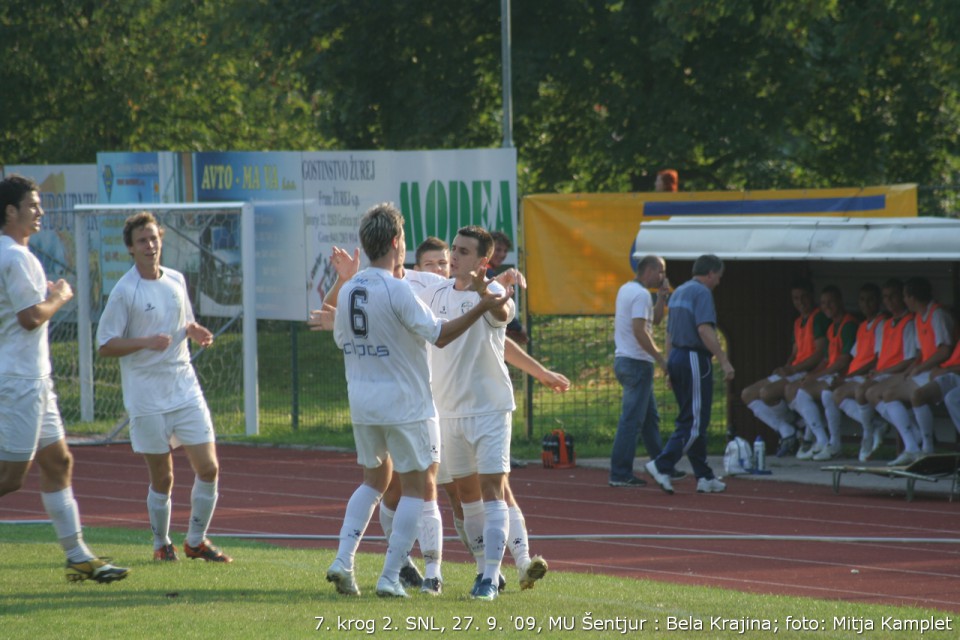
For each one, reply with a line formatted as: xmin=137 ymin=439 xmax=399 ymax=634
xmin=653 ymin=348 xmax=716 ymax=480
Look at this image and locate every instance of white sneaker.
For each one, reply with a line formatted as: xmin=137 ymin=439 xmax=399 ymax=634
xmin=326 ymin=558 xmax=360 ymax=596
xmin=375 ymin=576 xmax=409 ymax=598
xmin=696 ymin=477 xmax=726 ymax=493
xmin=645 ymin=460 xmax=674 ymax=494
xmin=812 ymin=447 xmax=834 ymax=462
xmin=796 ymin=443 xmax=819 ymax=460
xmin=518 ymin=555 xmax=548 ymax=590
xmin=887 ymin=450 xmax=920 ymax=467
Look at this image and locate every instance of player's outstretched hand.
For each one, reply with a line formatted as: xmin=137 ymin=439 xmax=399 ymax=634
xmin=308 ymin=303 xmax=336 ymax=331
xmin=467 ymin=268 xmax=491 ymax=295
xmin=331 ymin=246 xmax=360 ymax=280
xmin=495 ymin=268 xmax=527 ymax=290
xmin=478 ymin=285 xmax=513 ymax=311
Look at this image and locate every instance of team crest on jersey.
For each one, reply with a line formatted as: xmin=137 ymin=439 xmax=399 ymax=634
xmin=460 ymin=301 xmax=474 ymax=314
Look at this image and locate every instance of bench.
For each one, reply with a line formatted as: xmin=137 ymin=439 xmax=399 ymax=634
xmin=821 ymin=453 xmax=960 ymax=502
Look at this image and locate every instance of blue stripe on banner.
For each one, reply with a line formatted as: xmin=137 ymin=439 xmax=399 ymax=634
xmin=644 ymin=195 xmax=886 ymax=217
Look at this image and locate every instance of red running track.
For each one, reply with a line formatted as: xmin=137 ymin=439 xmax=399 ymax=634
xmin=3 ymin=443 xmax=960 ymax=612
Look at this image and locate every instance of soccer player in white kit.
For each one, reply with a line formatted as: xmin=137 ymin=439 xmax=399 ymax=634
xmin=326 ymin=203 xmax=509 ymax=598
xmin=0 ymin=175 xmax=129 ymax=584
xmin=418 ymin=225 xmax=517 ymax=601
xmin=97 ymin=212 xmax=232 ymax=563
xmin=313 ymin=236 xmax=557 ymax=595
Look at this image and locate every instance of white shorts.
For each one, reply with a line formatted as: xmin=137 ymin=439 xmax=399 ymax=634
xmin=0 ymin=377 xmax=65 ymax=462
xmin=441 ymin=412 xmax=512 ymax=479
xmin=935 ymin=373 xmax=960 ymax=396
xmin=431 ymin=416 xmax=455 ymax=485
xmin=844 ymin=375 xmax=866 ymax=384
xmin=130 ymin=398 xmax=215 ymax=455
xmin=912 ymin=371 xmax=932 ymax=387
xmin=767 ymin=372 xmax=805 ymax=383
xmin=353 ymin=419 xmax=437 ymax=474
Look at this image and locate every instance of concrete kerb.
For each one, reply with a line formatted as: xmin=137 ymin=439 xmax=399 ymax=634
xmin=570 ymin=455 xmax=960 ymax=499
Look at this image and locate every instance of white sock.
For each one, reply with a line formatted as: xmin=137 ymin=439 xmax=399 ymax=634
xmin=506 ymin=505 xmax=530 ymax=569
xmin=453 ymin=516 xmax=470 ymax=554
xmin=336 ymin=484 xmax=382 ymax=569
xmin=379 ymin=503 xmax=395 ymax=540
xmin=793 ymin=390 xmax=828 ymax=447
xmin=461 ymin=500 xmax=486 ymax=574
xmin=875 ymin=401 xmax=892 ymax=423
xmin=41 ymin=487 xmax=93 ymax=563
xmin=883 ymin=401 xmax=921 ymax=452
xmin=913 ymin=405 xmax=935 ymax=453
xmin=748 ymin=399 xmax=795 ymax=439
xmin=381 ymin=496 xmax=424 ymax=583
xmin=420 ymin=500 xmax=443 ymax=580
xmin=147 ymin=487 xmax=172 ymax=549
xmin=482 ymin=500 xmax=508 ymax=583
xmin=840 ymin=398 xmax=861 ymax=422
xmin=186 ymin=478 xmax=218 ymax=547
xmin=820 ymin=390 xmax=841 ymax=447
xmin=850 ymin=400 xmax=873 ymax=446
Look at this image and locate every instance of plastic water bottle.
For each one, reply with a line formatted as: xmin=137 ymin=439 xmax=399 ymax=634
xmin=754 ymin=436 xmax=767 ymax=472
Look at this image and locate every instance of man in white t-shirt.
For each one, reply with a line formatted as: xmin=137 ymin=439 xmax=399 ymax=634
xmin=97 ymin=212 xmax=232 ymax=564
xmin=325 ymin=204 xmax=509 ymax=598
xmin=418 ymin=225 xmax=515 ymax=601
xmin=609 ymin=255 xmax=670 ymax=487
xmin=0 ymin=174 xmax=128 ymax=584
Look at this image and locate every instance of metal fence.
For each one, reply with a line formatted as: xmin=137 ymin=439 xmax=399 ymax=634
xmin=250 ymin=313 xmax=729 ymax=451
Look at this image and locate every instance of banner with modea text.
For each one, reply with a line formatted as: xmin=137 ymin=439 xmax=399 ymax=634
xmin=96 ymin=149 xmax=517 ymax=320
xmin=523 ymin=184 xmax=917 ymax=315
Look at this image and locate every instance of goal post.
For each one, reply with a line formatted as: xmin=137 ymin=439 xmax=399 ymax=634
xmin=72 ymin=202 xmax=258 ymax=438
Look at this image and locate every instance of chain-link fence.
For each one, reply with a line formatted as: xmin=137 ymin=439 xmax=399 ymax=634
xmin=521 ymin=314 xmax=729 ymax=450
xmin=246 ymin=313 xmax=728 ymax=456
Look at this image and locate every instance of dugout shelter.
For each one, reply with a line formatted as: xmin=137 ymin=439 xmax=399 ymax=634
xmin=631 ymin=216 xmax=960 ymax=447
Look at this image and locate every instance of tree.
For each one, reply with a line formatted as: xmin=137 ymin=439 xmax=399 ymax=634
xmin=3 ymin=0 xmax=959 ymax=214
xmin=0 ymin=0 xmax=325 ymax=163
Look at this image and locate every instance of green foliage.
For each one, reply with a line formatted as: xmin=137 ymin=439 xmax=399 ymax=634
xmin=3 ymin=1 xmax=959 ymax=207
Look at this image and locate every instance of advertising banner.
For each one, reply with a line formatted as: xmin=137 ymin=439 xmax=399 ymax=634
xmin=523 ymin=184 xmax=918 ymax=315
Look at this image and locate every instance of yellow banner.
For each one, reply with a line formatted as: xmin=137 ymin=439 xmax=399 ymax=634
xmin=523 ymin=184 xmax=917 ymax=315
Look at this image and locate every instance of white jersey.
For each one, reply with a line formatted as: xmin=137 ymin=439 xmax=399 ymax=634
xmin=96 ymin=266 xmax=204 ymax=417
xmin=419 ymin=279 xmax=515 ymax=417
xmin=614 ymin=280 xmax=655 ymax=362
xmin=333 ymin=267 xmax=443 ymax=426
xmin=403 ymin=268 xmax=446 ymax=292
xmin=0 ymin=235 xmax=50 ymax=378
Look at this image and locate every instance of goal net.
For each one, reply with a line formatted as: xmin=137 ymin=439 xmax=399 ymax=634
xmin=62 ymin=202 xmax=258 ymax=443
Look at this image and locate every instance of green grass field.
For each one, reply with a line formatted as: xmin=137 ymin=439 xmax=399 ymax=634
xmin=2 ymin=524 xmax=954 ymax=639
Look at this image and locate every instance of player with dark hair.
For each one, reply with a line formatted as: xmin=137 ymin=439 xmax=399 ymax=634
xmin=0 ymin=174 xmax=129 ymax=583
xmin=787 ymin=286 xmax=858 ymax=461
xmin=741 ymin=278 xmax=829 ymax=456
xmin=868 ymin=277 xmax=954 ymax=465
